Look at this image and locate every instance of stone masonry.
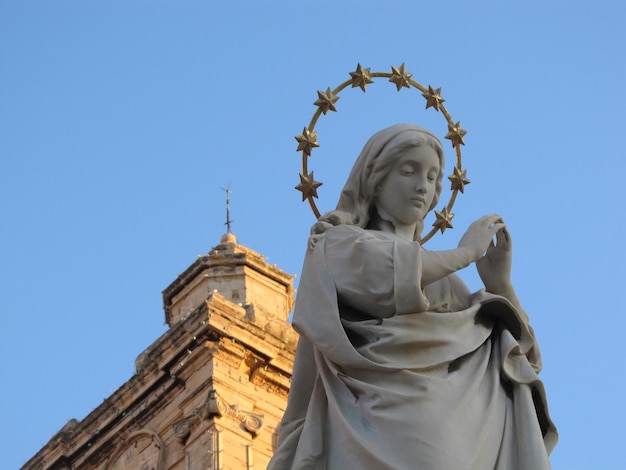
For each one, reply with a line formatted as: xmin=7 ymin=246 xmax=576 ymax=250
xmin=22 ymin=234 xmax=298 ymax=470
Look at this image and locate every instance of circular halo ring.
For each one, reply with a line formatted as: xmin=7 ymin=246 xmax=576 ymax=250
xmin=295 ymin=63 xmax=470 ymax=244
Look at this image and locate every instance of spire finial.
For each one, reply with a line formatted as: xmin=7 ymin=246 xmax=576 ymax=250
xmin=222 ymin=183 xmax=233 ymax=234
xmin=219 ymin=184 xmax=237 ymax=245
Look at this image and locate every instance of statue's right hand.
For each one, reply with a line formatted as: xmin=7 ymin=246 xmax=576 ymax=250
xmin=458 ymin=214 xmax=506 ymax=263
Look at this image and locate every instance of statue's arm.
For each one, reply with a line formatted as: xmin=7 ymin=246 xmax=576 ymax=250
xmin=324 ymin=226 xmax=427 ymax=317
xmin=421 ymin=214 xmax=507 ymax=286
xmin=473 ymin=226 xmax=543 ymax=366
xmin=420 ymin=248 xmax=472 ymax=286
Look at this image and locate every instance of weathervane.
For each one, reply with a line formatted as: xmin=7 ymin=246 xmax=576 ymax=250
xmin=222 ymin=184 xmax=233 ymax=234
xmin=294 ymin=63 xmax=471 ymax=244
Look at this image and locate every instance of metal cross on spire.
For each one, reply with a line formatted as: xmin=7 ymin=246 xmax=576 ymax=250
xmin=221 ymin=184 xmax=233 ymax=233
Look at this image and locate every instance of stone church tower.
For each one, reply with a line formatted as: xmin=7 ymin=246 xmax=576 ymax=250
xmin=22 ymin=233 xmax=298 ymax=469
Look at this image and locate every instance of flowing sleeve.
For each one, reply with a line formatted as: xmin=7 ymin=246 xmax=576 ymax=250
xmin=322 ymin=225 xmax=430 ymax=317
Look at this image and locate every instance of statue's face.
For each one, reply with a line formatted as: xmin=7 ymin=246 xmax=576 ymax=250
xmin=375 ymin=145 xmax=439 ymax=228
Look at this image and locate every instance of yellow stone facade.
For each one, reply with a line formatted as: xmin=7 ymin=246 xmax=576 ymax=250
xmin=22 ymin=236 xmax=297 ymax=470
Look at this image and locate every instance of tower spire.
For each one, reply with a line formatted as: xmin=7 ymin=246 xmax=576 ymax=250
xmin=219 ymin=184 xmax=237 ymax=245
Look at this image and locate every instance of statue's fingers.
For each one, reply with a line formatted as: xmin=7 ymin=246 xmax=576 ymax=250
xmin=496 ymin=227 xmax=511 ymax=248
xmin=491 ymin=222 xmax=506 ymax=235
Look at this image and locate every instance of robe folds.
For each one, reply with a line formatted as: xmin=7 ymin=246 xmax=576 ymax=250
xmin=269 ymin=225 xmax=557 ymax=470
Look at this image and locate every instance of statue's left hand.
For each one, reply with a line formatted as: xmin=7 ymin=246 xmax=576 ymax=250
xmin=476 ymin=224 xmax=513 ymax=295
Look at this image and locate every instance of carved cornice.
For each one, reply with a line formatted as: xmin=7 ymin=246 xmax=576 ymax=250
xmin=206 ymin=292 xmax=298 ymax=361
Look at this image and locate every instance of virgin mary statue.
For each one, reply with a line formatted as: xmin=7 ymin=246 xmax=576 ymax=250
xmin=269 ymin=124 xmax=557 ymax=469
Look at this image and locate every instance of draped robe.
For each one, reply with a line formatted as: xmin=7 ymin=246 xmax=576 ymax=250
xmin=269 ymin=225 xmax=557 ymax=469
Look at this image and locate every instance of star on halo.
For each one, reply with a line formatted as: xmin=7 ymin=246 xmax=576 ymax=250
xmin=422 ymin=85 xmax=445 ymax=111
xmin=445 ymin=121 xmax=467 ymax=148
xmin=433 ymin=207 xmax=454 ymax=234
xmin=389 ymin=63 xmax=412 ymax=91
xmin=448 ymin=166 xmax=470 ymax=193
xmin=314 ymin=87 xmax=340 ymax=114
xmin=295 ymin=172 xmax=323 ymax=201
xmin=349 ymin=63 xmax=374 ymax=92
xmin=295 ymin=127 xmax=320 ymax=156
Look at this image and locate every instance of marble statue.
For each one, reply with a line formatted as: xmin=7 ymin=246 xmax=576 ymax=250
xmin=269 ymin=124 xmax=557 ymax=469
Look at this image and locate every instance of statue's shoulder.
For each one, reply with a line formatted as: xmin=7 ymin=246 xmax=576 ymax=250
xmin=307 ymin=224 xmax=365 ymax=252
xmin=324 ymin=224 xmax=387 ymax=242
xmin=316 ymin=226 xmax=400 ymax=256
xmin=326 ymin=224 xmax=366 ymax=236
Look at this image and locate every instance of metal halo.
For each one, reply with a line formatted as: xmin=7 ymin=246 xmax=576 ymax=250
xmin=294 ymin=63 xmax=470 ymax=244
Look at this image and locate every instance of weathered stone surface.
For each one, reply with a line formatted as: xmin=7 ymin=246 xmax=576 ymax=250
xmin=163 ymin=241 xmax=295 ymax=327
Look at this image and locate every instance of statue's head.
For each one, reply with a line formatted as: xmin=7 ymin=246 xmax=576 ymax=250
xmin=318 ymin=124 xmax=445 ymax=241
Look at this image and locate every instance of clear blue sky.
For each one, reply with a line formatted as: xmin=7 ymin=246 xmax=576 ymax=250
xmin=1 ymin=1 xmax=624 ymax=468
